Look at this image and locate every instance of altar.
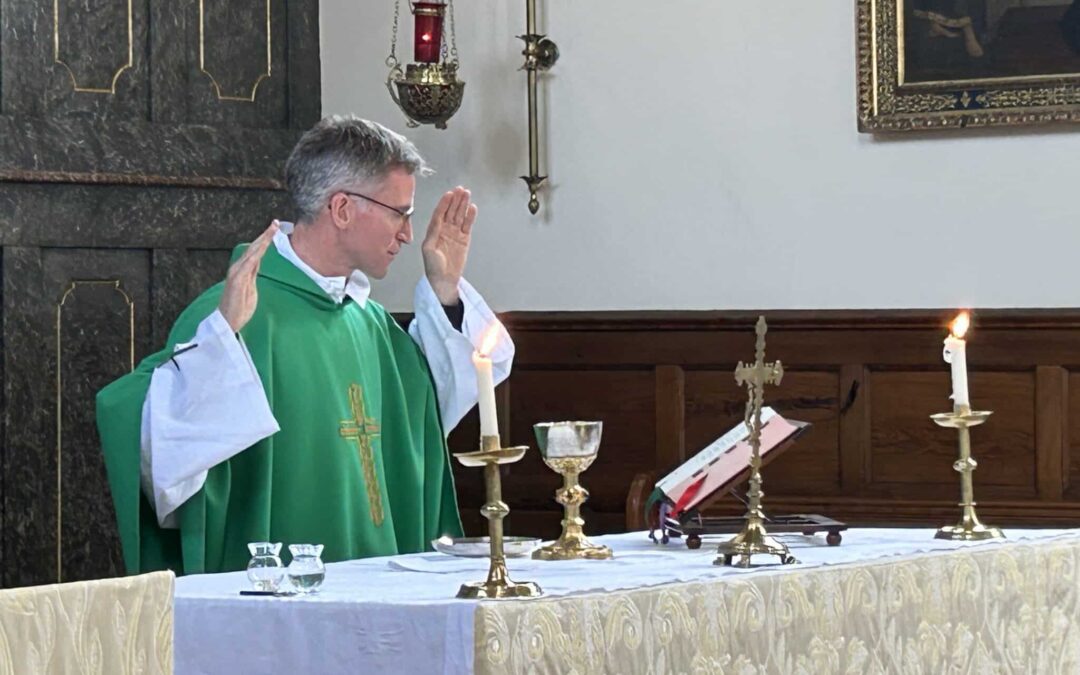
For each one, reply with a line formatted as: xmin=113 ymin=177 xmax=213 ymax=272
xmin=174 ymin=527 xmax=1080 ymax=674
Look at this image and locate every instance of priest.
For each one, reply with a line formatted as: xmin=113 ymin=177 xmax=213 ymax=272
xmin=96 ymin=116 xmax=513 ymax=575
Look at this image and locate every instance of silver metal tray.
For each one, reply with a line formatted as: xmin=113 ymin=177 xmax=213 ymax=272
xmin=431 ymin=536 xmax=541 ymax=558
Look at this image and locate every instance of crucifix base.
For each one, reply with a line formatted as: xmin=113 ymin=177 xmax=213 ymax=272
xmin=714 ymin=519 xmax=797 ymax=567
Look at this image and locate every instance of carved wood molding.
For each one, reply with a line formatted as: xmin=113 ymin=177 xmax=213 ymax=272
xmin=501 ymin=309 xmax=1080 ymax=332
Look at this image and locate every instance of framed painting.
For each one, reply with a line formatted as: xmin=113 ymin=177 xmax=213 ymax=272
xmin=857 ymin=0 xmax=1080 ymax=131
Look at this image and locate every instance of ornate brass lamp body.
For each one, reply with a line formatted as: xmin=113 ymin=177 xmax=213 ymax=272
xmin=386 ymin=0 xmax=465 ymax=129
xmin=520 ymin=0 xmax=559 ymax=214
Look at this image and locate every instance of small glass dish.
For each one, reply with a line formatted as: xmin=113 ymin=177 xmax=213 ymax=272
xmin=431 ymin=536 xmax=541 ymax=558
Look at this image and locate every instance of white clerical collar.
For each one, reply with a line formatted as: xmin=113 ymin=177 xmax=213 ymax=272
xmin=272 ymin=221 xmax=371 ymax=307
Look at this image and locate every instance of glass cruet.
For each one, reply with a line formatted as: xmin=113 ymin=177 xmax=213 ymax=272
xmin=287 ymin=544 xmax=326 ymax=594
xmin=246 ymin=542 xmax=286 ymax=592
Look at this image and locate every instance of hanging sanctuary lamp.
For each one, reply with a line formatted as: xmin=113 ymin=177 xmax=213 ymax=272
xmin=386 ymin=0 xmax=465 ymax=129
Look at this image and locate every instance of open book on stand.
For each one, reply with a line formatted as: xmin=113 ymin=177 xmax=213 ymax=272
xmin=645 ymin=408 xmax=847 ymax=548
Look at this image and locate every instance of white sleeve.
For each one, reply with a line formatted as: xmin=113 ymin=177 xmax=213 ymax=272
xmin=139 ymin=310 xmax=280 ymax=528
xmin=408 ymin=277 xmax=514 ymax=434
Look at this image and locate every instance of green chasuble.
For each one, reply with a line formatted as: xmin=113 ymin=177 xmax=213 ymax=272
xmin=96 ymin=242 xmax=464 ymax=575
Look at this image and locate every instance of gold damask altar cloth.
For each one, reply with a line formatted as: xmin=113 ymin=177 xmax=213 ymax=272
xmin=475 ymin=537 xmax=1080 ymax=674
xmin=0 ymin=570 xmax=174 ymax=675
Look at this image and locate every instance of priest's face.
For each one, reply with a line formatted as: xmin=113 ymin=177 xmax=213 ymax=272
xmin=335 ymin=169 xmax=416 ymax=279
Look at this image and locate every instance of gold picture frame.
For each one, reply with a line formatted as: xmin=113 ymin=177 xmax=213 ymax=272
xmin=857 ymin=0 xmax=1080 ymax=131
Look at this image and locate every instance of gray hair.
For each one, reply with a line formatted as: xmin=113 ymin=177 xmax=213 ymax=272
xmin=284 ymin=115 xmax=431 ymax=222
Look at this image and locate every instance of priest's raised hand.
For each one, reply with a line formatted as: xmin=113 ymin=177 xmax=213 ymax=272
xmin=422 ymin=187 xmax=478 ymax=306
xmin=218 ymin=220 xmax=279 ymax=333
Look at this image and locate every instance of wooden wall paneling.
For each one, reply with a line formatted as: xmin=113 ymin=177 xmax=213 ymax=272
xmin=446 ymin=408 xmax=486 ymax=537
xmin=839 ymin=364 xmax=869 ymax=494
xmin=868 ymin=371 xmax=1037 ymax=500
xmin=503 ymin=311 xmax=1080 ymax=531
xmin=1064 ymin=371 xmax=1080 ymax=500
xmin=506 ymin=369 xmax=655 ymax=533
xmin=505 ymin=509 xmax=625 ymax=543
xmin=444 ymin=379 xmax=516 ymax=538
xmin=1036 ymin=365 xmax=1067 ymax=501
xmin=509 ymin=314 xmax=1080 ymax=370
xmin=684 ymin=370 xmax=841 ymax=497
xmin=654 ymin=365 xmax=685 ymax=476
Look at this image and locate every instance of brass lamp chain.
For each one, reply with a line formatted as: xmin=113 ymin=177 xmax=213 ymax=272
xmin=386 ymin=0 xmax=402 ymax=69
xmin=446 ymin=0 xmax=459 ymax=64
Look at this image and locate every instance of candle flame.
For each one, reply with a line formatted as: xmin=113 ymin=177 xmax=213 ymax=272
xmin=950 ymin=311 xmax=971 ymax=339
xmin=478 ymin=323 xmax=501 ymax=357
xmin=421 ymin=33 xmax=431 ymax=42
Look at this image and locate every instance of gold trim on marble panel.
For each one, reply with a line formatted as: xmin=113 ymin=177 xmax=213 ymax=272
xmin=55 ymin=281 xmax=135 ymax=583
xmin=198 ymin=0 xmax=272 ymax=102
xmin=53 ymin=0 xmax=134 ymax=94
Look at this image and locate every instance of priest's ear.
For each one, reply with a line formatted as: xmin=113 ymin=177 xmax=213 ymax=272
xmin=327 ymin=192 xmax=354 ymax=228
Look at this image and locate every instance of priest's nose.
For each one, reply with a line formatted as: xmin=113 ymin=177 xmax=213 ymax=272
xmin=398 ymin=218 xmax=413 ymax=244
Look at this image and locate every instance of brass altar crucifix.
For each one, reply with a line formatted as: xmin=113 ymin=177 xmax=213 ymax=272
xmin=714 ymin=316 xmax=797 ymax=567
xmin=339 ymin=384 xmax=385 ymax=527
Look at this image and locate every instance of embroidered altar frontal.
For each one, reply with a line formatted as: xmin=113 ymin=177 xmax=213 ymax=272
xmin=474 ymin=535 xmax=1080 ymax=674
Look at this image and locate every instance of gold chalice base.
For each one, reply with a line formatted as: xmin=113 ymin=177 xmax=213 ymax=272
xmin=935 ymin=524 xmax=1005 ymax=541
xmin=532 ymin=539 xmax=612 ymax=561
xmin=456 ymin=579 xmax=543 ymax=600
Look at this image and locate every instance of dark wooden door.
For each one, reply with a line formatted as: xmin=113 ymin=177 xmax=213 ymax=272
xmin=0 ymin=0 xmax=320 ymax=586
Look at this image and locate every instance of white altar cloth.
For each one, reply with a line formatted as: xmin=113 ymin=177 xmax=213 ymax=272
xmin=173 ymin=527 xmax=1080 ymax=674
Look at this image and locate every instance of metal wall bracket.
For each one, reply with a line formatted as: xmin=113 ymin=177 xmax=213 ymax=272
xmin=519 ymin=0 xmax=558 ymax=214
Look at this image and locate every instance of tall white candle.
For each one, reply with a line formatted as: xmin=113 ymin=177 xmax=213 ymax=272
xmin=473 ymin=325 xmax=500 ymax=438
xmin=943 ymin=312 xmax=971 ymax=409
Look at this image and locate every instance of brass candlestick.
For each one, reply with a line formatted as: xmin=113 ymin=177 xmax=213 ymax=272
xmin=532 ymin=421 xmax=612 ymax=560
xmin=715 ymin=317 xmax=797 ymax=568
xmin=931 ymin=407 xmax=1004 ymax=541
xmin=454 ymin=435 xmax=543 ymax=599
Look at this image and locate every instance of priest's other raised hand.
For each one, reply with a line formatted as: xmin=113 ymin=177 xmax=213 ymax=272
xmin=422 ymin=187 xmax=477 ymax=306
xmin=218 ymin=220 xmax=279 ymax=333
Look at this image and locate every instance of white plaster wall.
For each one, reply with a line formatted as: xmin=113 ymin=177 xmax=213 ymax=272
xmin=320 ymin=0 xmax=1080 ymax=312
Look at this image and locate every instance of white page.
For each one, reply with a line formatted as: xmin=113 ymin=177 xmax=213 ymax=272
xmin=656 ymin=407 xmax=778 ymax=495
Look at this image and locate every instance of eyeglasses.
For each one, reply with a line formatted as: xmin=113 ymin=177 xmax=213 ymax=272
xmin=339 ymin=191 xmax=414 ymax=224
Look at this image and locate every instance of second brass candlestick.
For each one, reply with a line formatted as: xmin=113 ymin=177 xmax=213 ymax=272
xmin=454 ymin=435 xmax=543 ymax=599
xmin=931 ymin=407 xmax=1004 ymax=541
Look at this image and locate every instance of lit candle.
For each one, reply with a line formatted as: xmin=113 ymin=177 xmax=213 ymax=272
xmin=473 ymin=325 xmax=501 ymax=438
xmin=943 ymin=311 xmax=971 ymax=410
xmin=412 ymin=1 xmax=445 ymax=63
